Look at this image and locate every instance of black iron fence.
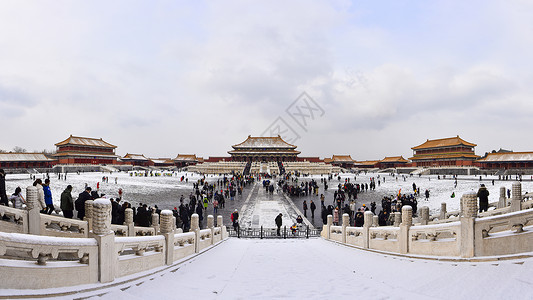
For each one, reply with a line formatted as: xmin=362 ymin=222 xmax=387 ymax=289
xmin=227 ymin=225 xmax=322 ymax=239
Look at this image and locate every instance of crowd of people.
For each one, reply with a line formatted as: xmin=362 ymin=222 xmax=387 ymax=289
xmin=0 ymin=169 xmax=256 ymax=232
xmin=0 ymin=169 xmax=506 ymax=233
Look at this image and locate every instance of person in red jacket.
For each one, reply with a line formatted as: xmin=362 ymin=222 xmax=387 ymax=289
xmin=231 ymin=209 xmax=239 ymax=232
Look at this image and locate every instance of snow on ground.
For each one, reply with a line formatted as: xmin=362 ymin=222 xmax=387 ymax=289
xmin=240 ymin=182 xmax=306 ymax=228
xmin=3 ymin=171 xmax=226 ymax=211
xmin=77 ymin=238 xmax=533 ymax=300
xmin=4 ymin=171 xmax=532 ymax=216
xmin=302 ymin=172 xmax=533 ymax=214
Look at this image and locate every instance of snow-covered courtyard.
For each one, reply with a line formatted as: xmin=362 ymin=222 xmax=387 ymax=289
xmin=35 ymin=238 xmax=532 ymax=300
xmin=4 ymin=171 xmax=533 ymax=217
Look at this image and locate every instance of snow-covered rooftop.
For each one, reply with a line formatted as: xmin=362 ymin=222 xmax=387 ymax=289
xmin=55 ymin=135 xmax=117 ymax=148
xmin=478 ymin=152 xmax=533 ymax=162
xmin=0 ymin=153 xmax=53 ymax=162
xmin=232 ymin=135 xmax=297 ymax=149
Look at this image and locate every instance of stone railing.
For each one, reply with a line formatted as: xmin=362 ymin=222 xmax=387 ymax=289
xmin=0 ymin=199 xmax=229 ymax=289
xmin=369 ymin=226 xmax=401 ymax=253
xmin=0 ymin=187 xmax=172 ymax=239
xmin=474 ymin=208 xmax=533 ymax=257
xmin=115 ymin=235 xmax=166 ymax=278
xmin=322 ymin=183 xmax=533 ymax=259
xmin=0 ymin=205 xmax=28 ymax=233
xmin=409 ymin=222 xmax=461 ymax=256
xmin=0 ymin=231 xmax=98 ymax=289
xmin=40 ymin=214 xmax=88 ymax=238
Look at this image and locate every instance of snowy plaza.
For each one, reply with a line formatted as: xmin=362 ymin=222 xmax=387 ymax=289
xmin=5 ymin=170 xmax=533 ymax=218
xmin=2 ymin=170 xmax=533 ymax=299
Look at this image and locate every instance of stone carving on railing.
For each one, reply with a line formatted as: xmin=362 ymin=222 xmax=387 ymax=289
xmin=411 ymin=228 xmax=458 ymax=242
xmin=477 ymin=210 xmax=533 ymax=238
xmin=370 ymin=229 xmax=399 ymax=240
xmin=111 ymin=224 xmax=128 ymax=236
xmin=135 ymin=227 xmax=155 ymax=236
xmin=0 ymin=206 xmax=26 ymax=227
xmin=199 ymin=229 xmax=211 ymax=240
xmin=41 ymin=214 xmax=87 ymax=236
xmin=0 ymin=232 xmax=97 ymax=266
xmin=173 ymin=232 xmax=195 ymax=247
xmin=116 ymin=236 xmax=165 ymax=256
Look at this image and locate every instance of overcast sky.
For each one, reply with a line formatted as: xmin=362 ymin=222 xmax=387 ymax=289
xmin=1 ymin=0 xmax=533 ymax=160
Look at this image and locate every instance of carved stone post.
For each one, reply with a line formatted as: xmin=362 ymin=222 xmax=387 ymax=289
xmin=160 ymin=210 xmax=174 ymax=265
xmin=191 ymin=214 xmax=199 ymax=253
xmin=85 ymin=200 xmax=94 ymax=232
xmin=393 ymin=212 xmax=401 ymax=227
xmin=26 ymin=186 xmax=40 ymax=235
xmin=341 ymin=213 xmax=349 ymax=243
xmin=510 ymin=182 xmax=522 ymax=212
xmin=325 ymin=215 xmax=333 ymax=239
xmin=91 ymin=199 xmax=115 ymax=283
xmin=420 ymin=206 xmax=429 ymax=225
xmin=207 ymin=215 xmax=215 ymax=245
xmin=207 ymin=215 xmax=214 ymax=228
xmin=125 ymin=208 xmax=134 ymax=236
xmin=440 ymin=203 xmax=447 ymax=220
xmin=460 ymin=192 xmax=477 ymax=258
xmin=400 ymin=205 xmax=412 ymax=254
xmin=217 ymin=215 xmax=226 ymax=239
xmin=498 ymin=187 xmax=507 ymax=209
xmin=172 ymin=216 xmax=177 ymax=232
xmin=152 ymin=212 xmax=160 ymax=235
xmin=363 ymin=211 xmax=373 ymax=249
xmin=372 ymin=215 xmax=378 ymax=227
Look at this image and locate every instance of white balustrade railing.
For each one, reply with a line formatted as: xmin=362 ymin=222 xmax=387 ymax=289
xmin=0 ymin=231 xmax=98 ymax=289
xmin=474 ymin=208 xmax=533 ymax=256
xmin=322 ymin=184 xmax=533 ymax=259
xmin=40 ymin=214 xmax=88 ymax=238
xmin=0 ymin=205 xmax=28 ymax=233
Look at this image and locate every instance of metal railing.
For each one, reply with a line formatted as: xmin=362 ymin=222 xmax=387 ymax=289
xmin=227 ymin=225 xmax=322 ymax=239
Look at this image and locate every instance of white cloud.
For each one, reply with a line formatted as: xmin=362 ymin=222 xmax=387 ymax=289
xmin=0 ymin=0 xmax=532 ymax=160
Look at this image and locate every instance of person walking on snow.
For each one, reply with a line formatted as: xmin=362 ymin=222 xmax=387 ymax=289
xmin=477 ymin=184 xmax=490 ymax=212
xmin=275 ymin=213 xmax=283 ymax=236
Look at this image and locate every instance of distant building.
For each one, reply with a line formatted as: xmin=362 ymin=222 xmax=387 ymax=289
xmin=121 ymin=153 xmax=154 ymax=167
xmin=0 ymin=153 xmax=55 ymax=169
xmin=410 ymin=136 xmax=479 ymax=167
xmin=53 ymin=135 xmax=118 ymax=165
xmin=174 ymin=154 xmax=201 ymax=167
xmin=476 ymin=152 xmax=533 ymax=169
xmin=378 ymin=156 xmax=410 ymax=169
xmin=296 ymin=157 xmax=323 ymax=163
xmin=228 ymin=135 xmax=300 ymax=162
xmin=354 ymin=160 xmax=380 ymax=168
xmin=325 ymin=155 xmax=355 ymax=169
xmin=151 ymin=158 xmax=175 ymax=167
xmin=204 ymin=157 xmax=232 ymax=163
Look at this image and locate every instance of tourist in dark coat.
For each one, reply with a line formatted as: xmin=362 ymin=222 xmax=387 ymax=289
xmin=275 ymin=213 xmax=283 ymax=236
xmin=76 ymin=187 xmax=93 ymax=220
xmin=196 ymin=203 xmax=204 ymax=227
xmin=354 ymin=212 xmax=364 ymax=227
xmin=0 ymin=169 xmax=8 ymax=206
xmin=321 ymin=206 xmax=328 ymax=224
xmin=477 ymin=184 xmax=490 ymax=212
xmin=310 ymin=200 xmax=316 ymax=218
xmin=111 ymin=198 xmax=120 ymax=224
xmin=60 ymin=185 xmax=74 ymax=218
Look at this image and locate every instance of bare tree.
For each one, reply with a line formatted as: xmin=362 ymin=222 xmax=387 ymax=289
xmin=13 ymin=146 xmax=27 ymax=153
